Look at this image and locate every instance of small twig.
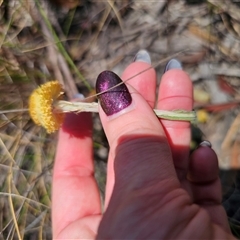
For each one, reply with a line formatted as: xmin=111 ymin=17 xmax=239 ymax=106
xmin=0 ymin=138 xmax=22 ymax=240
xmin=0 ymin=109 xmax=28 ymax=114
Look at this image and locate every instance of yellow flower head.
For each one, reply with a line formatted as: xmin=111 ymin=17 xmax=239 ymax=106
xmin=29 ymin=81 xmax=65 ymax=133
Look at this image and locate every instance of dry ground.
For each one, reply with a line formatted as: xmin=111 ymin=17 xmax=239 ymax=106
xmin=1 ymin=0 xmax=240 ymax=238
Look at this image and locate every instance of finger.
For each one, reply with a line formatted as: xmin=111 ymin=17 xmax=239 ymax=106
xmin=121 ymin=61 xmax=156 ymax=107
xmin=52 ymin=113 xmax=101 ymax=238
xmin=96 ymin=70 xmax=179 ymax=205
xmin=188 ymin=143 xmax=230 ymax=232
xmin=188 ymin=146 xmax=219 ymax=203
xmin=189 ymin=143 xmax=220 ymax=202
xmin=104 ymin=57 xmax=157 ymax=207
xmin=157 ymin=61 xmax=193 ymax=180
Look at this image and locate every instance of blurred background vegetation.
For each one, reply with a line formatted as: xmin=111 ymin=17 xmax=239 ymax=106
xmin=1 ymin=0 xmax=240 ymax=238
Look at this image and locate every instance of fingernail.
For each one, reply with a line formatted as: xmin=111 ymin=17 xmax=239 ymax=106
xmin=72 ymin=93 xmax=85 ymax=100
xmin=199 ymin=140 xmax=212 ymax=148
xmin=133 ymin=49 xmax=151 ymax=64
xmin=96 ymin=71 xmax=132 ymax=116
xmin=164 ymin=58 xmax=182 ymax=72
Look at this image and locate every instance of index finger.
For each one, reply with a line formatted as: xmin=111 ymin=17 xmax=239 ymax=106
xmin=52 ymin=113 xmax=101 ymax=238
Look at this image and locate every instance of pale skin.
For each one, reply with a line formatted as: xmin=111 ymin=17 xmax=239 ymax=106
xmin=52 ymin=61 xmax=235 ymax=239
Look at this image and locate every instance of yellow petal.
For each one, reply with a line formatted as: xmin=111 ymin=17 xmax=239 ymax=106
xmin=29 ymin=81 xmax=65 ymax=133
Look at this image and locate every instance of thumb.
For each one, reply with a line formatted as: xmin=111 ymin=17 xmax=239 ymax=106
xmin=96 ymin=70 xmax=179 ymax=193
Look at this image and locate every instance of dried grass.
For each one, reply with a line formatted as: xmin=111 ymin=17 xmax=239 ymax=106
xmin=0 ymin=0 xmax=240 ymax=238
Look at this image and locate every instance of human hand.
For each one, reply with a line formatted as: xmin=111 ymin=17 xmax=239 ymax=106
xmin=52 ymin=51 xmax=234 ymax=239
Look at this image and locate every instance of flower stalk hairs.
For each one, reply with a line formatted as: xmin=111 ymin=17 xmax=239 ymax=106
xmin=29 ymin=71 xmax=196 ymax=133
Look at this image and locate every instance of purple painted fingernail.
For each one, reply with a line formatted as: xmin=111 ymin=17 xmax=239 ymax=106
xmin=96 ymin=71 xmax=132 ymax=116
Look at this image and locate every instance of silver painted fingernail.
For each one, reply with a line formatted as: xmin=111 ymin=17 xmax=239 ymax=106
xmin=73 ymin=93 xmax=85 ymax=99
xmin=199 ymin=140 xmax=212 ymax=148
xmin=164 ymin=58 xmax=182 ymax=72
xmin=133 ymin=49 xmax=151 ymax=64
xmin=72 ymin=93 xmax=85 ymax=102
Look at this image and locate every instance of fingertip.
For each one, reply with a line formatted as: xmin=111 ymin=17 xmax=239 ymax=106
xmin=121 ymin=62 xmax=156 ymax=107
xmin=121 ymin=61 xmax=155 ymax=80
xmin=158 ymin=69 xmax=193 ymax=111
xmin=55 ymin=112 xmax=93 ymax=173
xmin=61 ymin=112 xmax=92 ymax=138
xmin=189 ymin=146 xmax=219 ymax=183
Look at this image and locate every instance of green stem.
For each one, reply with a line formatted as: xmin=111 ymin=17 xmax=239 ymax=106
xmin=56 ymin=100 xmax=196 ymax=122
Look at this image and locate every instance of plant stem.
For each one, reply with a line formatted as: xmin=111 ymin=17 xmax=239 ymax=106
xmin=55 ymin=100 xmax=196 ymax=122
